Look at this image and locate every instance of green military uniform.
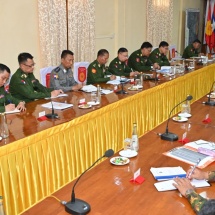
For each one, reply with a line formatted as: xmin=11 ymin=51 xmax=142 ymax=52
xmin=0 ymin=86 xmax=21 ymax=112
xmin=109 ymin=57 xmax=131 ymax=76
xmin=185 ymin=171 xmax=215 ymax=214
xmin=87 ymin=60 xmax=111 ymax=84
xmin=182 ymin=44 xmax=199 ymax=59
xmin=10 ymin=68 xmax=53 ymax=103
xmin=128 ymin=49 xmax=152 ymax=72
xmin=149 ymin=48 xmax=170 ymax=66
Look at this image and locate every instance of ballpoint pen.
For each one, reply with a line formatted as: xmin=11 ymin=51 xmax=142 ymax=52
xmin=188 ymin=158 xmax=201 ymax=178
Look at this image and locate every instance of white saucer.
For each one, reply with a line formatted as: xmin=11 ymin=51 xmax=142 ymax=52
xmin=110 ymin=156 xmax=130 ymax=165
xmin=78 ymin=104 xmax=92 ymax=109
xmin=178 ymin=113 xmax=192 ymax=118
xmin=172 ymin=116 xmax=188 ymax=122
xmin=87 ymin=101 xmax=100 ymax=106
xmin=119 ymin=150 xmax=138 ymax=158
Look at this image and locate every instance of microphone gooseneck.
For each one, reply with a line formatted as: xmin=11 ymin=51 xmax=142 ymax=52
xmin=205 ymin=81 xmax=215 ymax=106
xmin=65 ymin=149 xmax=114 ymax=215
xmin=161 ymin=95 xmax=193 ymax=141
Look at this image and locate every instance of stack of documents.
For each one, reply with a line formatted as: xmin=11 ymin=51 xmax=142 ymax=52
xmin=154 ymin=179 xmax=210 ymax=192
xmin=42 ymin=102 xmax=73 ymax=110
xmin=150 ymin=166 xmax=186 ymax=181
xmin=81 ymin=85 xmax=97 ymax=92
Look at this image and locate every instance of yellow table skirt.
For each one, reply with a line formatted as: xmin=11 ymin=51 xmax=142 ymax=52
xmin=1 ymin=65 xmax=215 ymax=214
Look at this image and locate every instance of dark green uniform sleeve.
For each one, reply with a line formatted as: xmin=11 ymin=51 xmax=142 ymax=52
xmin=109 ymin=58 xmax=131 ymax=76
xmin=128 ymin=53 xmax=151 ymax=71
xmin=87 ymin=63 xmax=110 ymax=84
xmin=10 ymin=71 xmax=53 ymax=102
xmin=5 ymin=93 xmax=20 ymax=106
xmin=186 ymin=190 xmax=207 ymax=214
xmin=149 ymin=49 xmax=170 ymax=66
xmin=182 ymin=45 xmax=199 ymax=59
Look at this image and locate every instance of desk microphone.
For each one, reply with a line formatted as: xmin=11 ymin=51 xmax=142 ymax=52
xmin=160 ymin=95 xmax=193 ymax=141
xmin=65 ymin=149 xmax=114 ymax=215
xmin=32 ymin=80 xmax=58 ymax=119
xmin=205 ymin=81 xmax=215 ymax=106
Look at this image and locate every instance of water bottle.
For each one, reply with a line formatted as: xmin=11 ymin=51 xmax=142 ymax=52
xmin=0 ymin=196 xmax=5 ymax=215
xmin=97 ymin=85 xmax=101 ymax=104
xmin=1 ymin=113 xmax=9 ymax=139
xmin=131 ymin=123 xmax=139 ymax=152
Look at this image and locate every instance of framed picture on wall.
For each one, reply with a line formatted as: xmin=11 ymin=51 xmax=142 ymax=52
xmin=185 ymin=8 xmax=200 ymax=47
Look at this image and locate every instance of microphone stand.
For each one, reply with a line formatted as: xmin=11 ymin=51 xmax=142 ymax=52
xmin=161 ymin=95 xmax=193 ymax=141
xmin=42 ymin=83 xmax=59 ymax=119
xmin=65 ymin=149 xmax=114 ymax=215
xmin=45 ymin=100 xmax=59 ymax=119
xmin=116 ymin=76 xmax=127 ymax=94
xmin=205 ymin=81 xmax=215 ymax=106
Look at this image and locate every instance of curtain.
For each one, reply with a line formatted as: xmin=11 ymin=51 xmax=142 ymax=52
xmin=67 ymin=0 xmax=95 ymax=62
xmin=38 ymin=0 xmax=67 ymax=67
xmin=147 ymin=0 xmax=173 ymax=46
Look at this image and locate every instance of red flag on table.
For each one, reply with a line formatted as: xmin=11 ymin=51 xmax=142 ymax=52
xmin=78 ymin=67 xmax=87 ymax=83
xmin=205 ymin=0 xmax=213 ymax=51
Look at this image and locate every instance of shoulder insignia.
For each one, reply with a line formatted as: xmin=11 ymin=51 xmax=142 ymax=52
xmin=53 ymin=74 xmax=58 ymax=79
xmin=21 ymin=80 xmax=26 ymax=84
xmin=93 ymin=64 xmax=96 ymax=67
xmin=115 ymin=64 xmax=118 ymax=68
xmin=54 ymin=67 xmax=61 ymax=73
xmin=136 ymin=58 xmax=140 ymax=62
xmin=92 ymin=68 xmax=97 ymax=74
xmin=119 ymin=61 xmax=121 ymax=64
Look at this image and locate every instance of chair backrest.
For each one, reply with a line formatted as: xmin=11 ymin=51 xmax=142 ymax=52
xmin=73 ymin=62 xmax=90 ymax=84
xmin=40 ymin=66 xmax=56 ymax=87
xmin=169 ymin=45 xmax=177 ymax=59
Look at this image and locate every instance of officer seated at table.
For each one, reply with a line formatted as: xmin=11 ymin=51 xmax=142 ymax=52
xmin=182 ymin=39 xmax=204 ymax=59
xmin=174 ymin=167 xmax=215 ymax=215
xmin=109 ymin=47 xmax=139 ymax=77
xmin=0 ymin=63 xmax=25 ymax=112
xmin=87 ymin=49 xmax=116 ymax=84
xmin=128 ymin=42 xmax=160 ymax=72
xmin=149 ymin=41 xmax=173 ymax=67
xmin=50 ymin=50 xmax=82 ymax=92
xmin=9 ymin=52 xmax=63 ymax=103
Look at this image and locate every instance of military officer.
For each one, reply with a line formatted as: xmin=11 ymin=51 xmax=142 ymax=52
xmin=87 ymin=49 xmax=116 ymax=84
xmin=149 ymin=41 xmax=172 ymax=66
xmin=182 ymin=39 xmax=203 ymax=59
xmin=0 ymin=63 xmax=25 ymax=112
xmin=128 ymin=42 xmax=160 ymax=72
xmin=9 ymin=53 xmax=63 ymax=103
xmin=173 ymin=168 xmax=215 ymax=215
xmin=50 ymin=50 xmax=82 ymax=92
xmin=109 ymin=48 xmax=139 ymax=77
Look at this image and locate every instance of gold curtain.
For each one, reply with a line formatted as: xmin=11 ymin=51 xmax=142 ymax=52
xmin=147 ymin=0 xmax=173 ymax=46
xmin=67 ymin=0 xmax=95 ymax=62
xmin=1 ymin=66 xmax=215 ymax=215
xmin=37 ymin=0 xmax=67 ymax=67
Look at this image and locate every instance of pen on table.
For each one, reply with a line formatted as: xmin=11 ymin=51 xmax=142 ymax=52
xmin=188 ymin=158 xmax=201 ymax=178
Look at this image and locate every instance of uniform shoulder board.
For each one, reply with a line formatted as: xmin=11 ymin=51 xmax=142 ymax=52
xmin=54 ymin=67 xmax=61 ymax=73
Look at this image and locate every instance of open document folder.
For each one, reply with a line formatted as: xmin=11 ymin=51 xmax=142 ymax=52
xmin=42 ymin=102 xmax=73 ymax=110
xmin=163 ymin=140 xmax=215 ymax=169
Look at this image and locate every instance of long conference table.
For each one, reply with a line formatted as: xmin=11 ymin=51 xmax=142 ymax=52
xmin=0 ymin=63 xmax=215 ymax=215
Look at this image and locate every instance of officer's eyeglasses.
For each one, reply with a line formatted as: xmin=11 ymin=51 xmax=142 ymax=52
xmin=22 ymin=63 xmax=36 ymax=68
